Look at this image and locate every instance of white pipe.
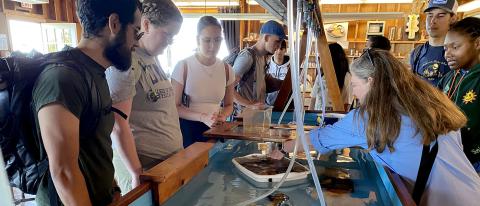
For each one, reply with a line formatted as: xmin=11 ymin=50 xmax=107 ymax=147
xmin=314 ymin=30 xmax=327 ymax=126
xmin=287 ymin=0 xmax=326 ymax=205
xmin=237 ymin=1 xmax=327 ymax=205
xmin=277 ymin=95 xmax=293 ymax=125
xmin=235 ymin=1 xmax=304 ymax=205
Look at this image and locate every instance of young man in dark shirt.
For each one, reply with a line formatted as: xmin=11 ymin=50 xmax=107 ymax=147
xmin=33 ymin=1 xmax=141 ymax=205
xmin=410 ymin=0 xmax=458 ymax=85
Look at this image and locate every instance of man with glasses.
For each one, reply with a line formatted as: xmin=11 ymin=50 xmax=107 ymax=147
xmin=33 ymin=0 xmax=141 ymax=205
xmin=410 ymin=0 xmax=458 ymax=85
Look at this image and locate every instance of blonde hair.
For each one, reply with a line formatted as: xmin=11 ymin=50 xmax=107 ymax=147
xmin=351 ymin=49 xmax=466 ymax=152
xmin=141 ymin=0 xmax=182 ymax=26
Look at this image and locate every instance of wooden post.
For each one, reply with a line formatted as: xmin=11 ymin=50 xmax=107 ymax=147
xmin=313 ymin=4 xmax=344 ymax=112
xmin=42 ymin=4 xmax=49 ymax=20
xmin=54 ymin=0 xmax=61 ymax=21
xmin=65 ymin=0 xmax=74 ymax=23
xmin=239 ymin=0 xmax=247 ymax=49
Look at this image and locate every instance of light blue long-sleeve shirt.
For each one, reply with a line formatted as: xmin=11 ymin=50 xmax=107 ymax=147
xmin=309 ymin=110 xmax=480 ymax=205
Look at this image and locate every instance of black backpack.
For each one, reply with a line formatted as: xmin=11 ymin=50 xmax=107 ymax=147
xmin=0 ymin=48 xmax=98 ymax=195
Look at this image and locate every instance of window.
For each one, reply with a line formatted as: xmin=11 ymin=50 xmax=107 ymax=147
xmin=42 ymin=23 xmax=78 ymax=53
xmin=9 ymin=20 xmax=43 ymax=53
xmin=8 ymin=20 xmax=77 ymax=54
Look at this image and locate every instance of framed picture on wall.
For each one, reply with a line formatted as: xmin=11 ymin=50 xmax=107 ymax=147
xmin=324 ymin=22 xmax=349 ymax=48
xmin=366 ymin=21 xmax=386 ymax=39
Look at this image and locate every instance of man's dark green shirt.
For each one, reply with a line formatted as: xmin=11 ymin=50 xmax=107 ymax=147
xmin=32 ymin=48 xmax=115 ymax=205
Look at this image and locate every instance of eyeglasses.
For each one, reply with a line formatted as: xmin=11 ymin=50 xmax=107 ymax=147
xmin=201 ymin=37 xmax=223 ymax=44
xmin=135 ymin=31 xmax=145 ymax=41
xmin=362 ymin=48 xmax=375 ymax=67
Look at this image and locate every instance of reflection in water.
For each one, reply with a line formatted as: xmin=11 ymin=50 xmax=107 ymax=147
xmin=235 ymin=155 xmax=308 ymax=175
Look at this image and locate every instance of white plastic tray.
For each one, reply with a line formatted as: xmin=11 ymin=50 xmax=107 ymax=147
xmin=232 ymin=154 xmax=310 ymax=183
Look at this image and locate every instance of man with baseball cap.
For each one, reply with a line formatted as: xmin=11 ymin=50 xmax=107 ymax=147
xmin=231 ymin=20 xmax=286 ymax=114
xmin=410 ymin=0 xmax=458 ymax=85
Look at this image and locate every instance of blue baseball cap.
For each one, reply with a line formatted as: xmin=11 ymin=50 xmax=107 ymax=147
xmin=424 ymin=0 xmax=458 ymax=14
xmin=260 ymin=20 xmax=287 ymax=40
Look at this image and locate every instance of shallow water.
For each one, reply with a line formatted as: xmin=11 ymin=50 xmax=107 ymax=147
xmin=163 ymin=140 xmax=395 ymax=206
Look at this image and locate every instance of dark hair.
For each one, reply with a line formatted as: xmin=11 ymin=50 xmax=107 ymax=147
xmin=76 ymin=0 xmax=140 ymax=38
xmin=142 ymin=0 xmax=183 ymax=27
xmin=449 ymin=17 xmax=480 ymax=40
xmin=368 ymin=35 xmax=391 ymax=51
xmin=351 ymin=49 xmax=466 ymax=152
xmin=328 ymin=43 xmax=349 ymax=89
xmin=197 ymin=16 xmax=222 ymax=35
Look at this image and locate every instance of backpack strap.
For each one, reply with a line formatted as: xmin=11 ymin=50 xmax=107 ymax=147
xmin=63 ymin=50 xmax=128 ymax=120
xmin=54 ymin=49 xmax=128 ymax=124
xmin=412 ymin=43 xmax=425 ymax=74
xmin=412 ymin=141 xmax=439 ymax=204
xmin=110 ymin=107 xmax=128 ymax=119
xmin=183 ymin=60 xmax=188 ymax=93
xmin=238 ymin=47 xmax=257 ymax=84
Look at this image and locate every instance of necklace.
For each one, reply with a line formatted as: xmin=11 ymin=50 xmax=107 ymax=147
xmin=447 ymin=71 xmax=466 ymax=99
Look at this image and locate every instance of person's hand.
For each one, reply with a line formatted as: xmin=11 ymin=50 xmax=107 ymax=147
xmin=249 ymin=102 xmax=266 ymax=109
xmin=282 ymin=139 xmax=297 ymax=153
xmin=213 ymin=112 xmax=227 ymax=123
xmin=269 ymin=149 xmax=285 ymax=160
xmin=269 ymin=140 xmax=296 ymax=160
xmin=112 ymin=188 xmax=122 ymax=202
xmin=200 ymin=113 xmax=217 ymax=127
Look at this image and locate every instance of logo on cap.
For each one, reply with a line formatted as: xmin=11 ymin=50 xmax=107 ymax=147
xmin=433 ymin=0 xmax=447 ymax=4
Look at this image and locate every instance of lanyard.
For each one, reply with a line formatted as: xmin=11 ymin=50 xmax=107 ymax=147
xmin=447 ymin=71 xmax=466 ymax=99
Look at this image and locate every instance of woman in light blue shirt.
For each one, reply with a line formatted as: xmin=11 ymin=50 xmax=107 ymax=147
xmin=281 ymin=49 xmax=480 ymax=206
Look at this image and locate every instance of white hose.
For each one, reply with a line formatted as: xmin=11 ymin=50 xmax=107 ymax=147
xmin=277 ymin=94 xmax=293 ymax=125
xmin=237 ymin=1 xmax=326 ymax=205
xmin=301 ymin=32 xmax=312 ymax=111
xmin=236 ymin=1 xmax=305 ymax=206
xmin=313 ymin=30 xmax=327 ymax=126
xmin=287 ymin=1 xmax=326 ymax=204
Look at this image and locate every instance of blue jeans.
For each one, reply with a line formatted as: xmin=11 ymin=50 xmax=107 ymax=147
xmin=179 ymin=118 xmax=210 ymax=148
xmin=473 ymin=161 xmax=480 ymax=174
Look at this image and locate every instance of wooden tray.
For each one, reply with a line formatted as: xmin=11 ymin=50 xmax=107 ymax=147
xmin=203 ymin=122 xmax=317 ymax=143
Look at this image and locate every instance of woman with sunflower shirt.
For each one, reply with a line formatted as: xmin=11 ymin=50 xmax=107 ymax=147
xmin=438 ymin=17 xmax=480 ymax=173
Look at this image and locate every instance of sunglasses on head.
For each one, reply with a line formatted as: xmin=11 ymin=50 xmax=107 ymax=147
xmin=362 ymin=48 xmax=375 ymax=67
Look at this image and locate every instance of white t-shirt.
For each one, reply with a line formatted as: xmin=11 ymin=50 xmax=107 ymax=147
xmin=171 ymin=55 xmax=235 ymax=115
